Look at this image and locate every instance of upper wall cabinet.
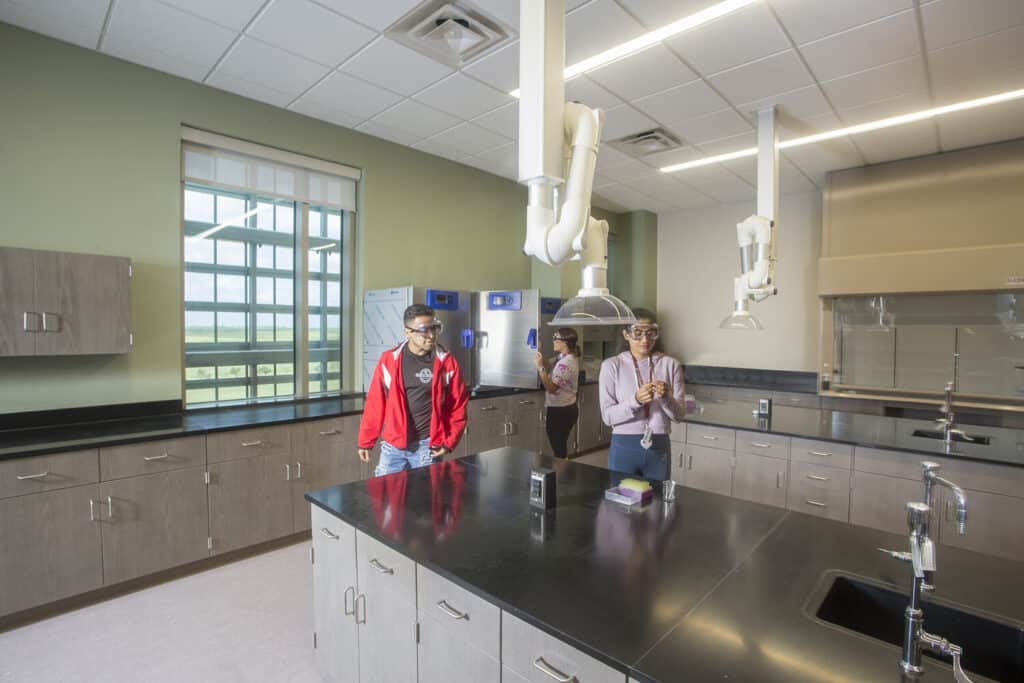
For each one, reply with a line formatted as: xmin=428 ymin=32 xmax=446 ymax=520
xmin=0 ymin=247 xmax=132 ymax=356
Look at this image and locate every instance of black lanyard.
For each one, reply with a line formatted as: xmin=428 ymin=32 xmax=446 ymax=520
xmin=631 ymin=354 xmax=655 ymax=419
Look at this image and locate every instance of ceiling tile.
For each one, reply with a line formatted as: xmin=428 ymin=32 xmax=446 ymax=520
xmin=463 ymin=41 xmax=519 ymax=93
xmin=736 ymin=86 xmax=834 ymax=123
xmin=594 ymin=173 xmax=617 ymax=189
xmin=680 ymin=165 xmax=755 ymax=203
xmin=473 ymin=102 xmax=518 ymax=139
xmin=594 ymin=144 xmax=634 ymax=170
xmin=299 ymin=72 xmax=403 ymax=120
xmin=0 ymin=0 xmax=108 ymax=49
xmin=783 ymin=137 xmax=863 ymax=184
xmin=778 ymin=112 xmax=842 ymax=140
xmin=413 ymin=73 xmax=511 ymax=119
xmin=768 ymin=0 xmax=912 ymax=46
xmin=615 ymin=0 xmax=720 ymax=30
xmin=853 ymin=120 xmax=938 ymax=164
xmin=821 ymin=56 xmax=928 ymax=110
xmin=565 ymin=0 xmax=645 ymax=66
xmin=354 ymin=119 xmax=422 ymax=146
xmin=922 ymin=0 xmax=1024 ymax=51
xmin=799 ymin=10 xmax=920 ymax=82
xmin=105 ymin=0 xmax=237 ymax=71
xmin=158 ymin=0 xmax=264 ymax=31
xmin=565 ymin=76 xmax=624 ymax=111
xmin=667 ymin=3 xmax=790 ymax=76
xmin=467 ymin=0 xmax=520 ymax=30
xmin=368 ymin=99 xmax=461 ymax=138
xmin=425 ymin=123 xmax=509 ymax=156
xmin=721 ymin=156 xmax=756 ymax=184
xmin=938 ymin=97 xmax=1024 ymax=151
xmin=928 ymin=26 xmax=1024 ymax=102
xmin=412 ymin=138 xmax=469 ymax=162
xmin=104 ymin=36 xmax=213 ymax=82
xmin=587 ymin=45 xmax=696 ymax=101
xmin=592 ymin=183 xmax=658 ymax=212
xmin=633 ymin=79 xmax=729 ymax=124
xmin=206 ymin=71 xmax=294 ymax=108
xmin=598 ymin=159 xmax=661 ymax=182
xmin=642 ymin=146 xmax=706 ymax=169
xmin=215 ymin=37 xmax=329 ymax=97
xmin=698 ymin=132 xmax=757 ymax=157
xmin=709 ymin=50 xmax=814 ymax=104
xmin=591 ymin=191 xmax=629 ymax=213
xmin=315 ymin=0 xmax=422 ymax=32
xmin=622 ymin=174 xmax=707 ymax=205
xmin=836 ymin=91 xmax=933 ymax=126
xmin=475 ymin=142 xmax=516 ymax=165
xmin=341 ymin=37 xmax=453 ymax=96
xmin=673 ymin=109 xmax=753 ymax=145
xmin=601 ymin=106 xmax=660 ymax=141
xmin=247 ymin=0 xmax=375 ymax=67
xmin=288 ymin=98 xmax=364 ymax=128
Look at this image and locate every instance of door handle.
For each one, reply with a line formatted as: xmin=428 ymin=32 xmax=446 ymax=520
xmin=144 ymin=452 xmax=169 ymax=462
xmin=41 ymin=312 xmax=61 ymax=333
xmin=16 ymin=470 xmax=49 ymax=481
xmin=285 ymin=463 xmax=291 ymax=481
xmin=89 ymin=499 xmax=97 ymax=522
xmin=344 ymin=586 xmax=355 ymax=616
xmin=241 ymin=440 xmax=264 ymax=447
xmin=533 ymin=657 xmax=573 ymax=682
xmin=22 ymin=312 xmax=41 ymax=333
xmin=369 ymin=558 xmax=394 ymax=575
xmin=436 ymin=600 xmax=468 ymax=620
xmin=107 ymin=496 xmax=113 ymax=520
xmin=294 ymin=461 xmax=303 ymax=480
xmin=318 ymin=429 xmax=340 ymax=436
xmin=319 ymin=527 xmax=339 ymax=540
xmin=687 ymin=455 xmax=694 ymax=470
xmin=355 ymin=594 xmax=366 ymax=624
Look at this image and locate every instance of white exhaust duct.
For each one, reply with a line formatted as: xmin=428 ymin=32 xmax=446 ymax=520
xmin=518 ymin=0 xmax=635 ymax=326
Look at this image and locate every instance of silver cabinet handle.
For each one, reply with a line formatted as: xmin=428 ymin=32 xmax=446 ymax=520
xmin=806 ymin=474 xmax=831 ymax=482
xmin=687 ymin=455 xmax=694 ymax=470
xmin=518 ymin=400 xmax=535 ymax=405
xmin=41 ymin=312 xmax=61 ymax=333
xmin=318 ymin=429 xmax=340 ymax=436
xmin=319 ymin=527 xmax=339 ymax=540
xmin=144 ymin=452 xmax=169 ymax=461
xmin=809 ymin=450 xmax=832 ymax=457
xmin=369 ymin=558 xmax=394 ymax=575
xmin=241 ymin=440 xmax=263 ymax=447
xmin=107 ymin=496 xmax=113 ymax=520
xmin=479 ymin=405 xmax=498 ymax=412
xmin=344 ymin=586 xmax=355 ymax=616
xmin=805 ymin=499 xmax=827 ymax=508
xmin=285 ymin=464 xmax=291 ymax=481
xmin=436 ymin=600 xmax=468 ymax=620
xmin=295 ymin=462 xmax=303 ymax=480
xmin=22 ymin=312 xmax=41 ymax=333
xmin=701 ymin=435 xmax=719 ymax=441
xmin=89 ymin=499 xmax=97 ymax=522
xmin=16 ymin=470 xmax=49 ymax=481
xmin=776 ymin=472 xmax=783 ymax=488
xmin=751 ymin=442 xmax=772 ymax=449
xmin=355 ymin=594 xmax=366 ymax=624
xmin=533 ymin=657 xmax=573 ymax=682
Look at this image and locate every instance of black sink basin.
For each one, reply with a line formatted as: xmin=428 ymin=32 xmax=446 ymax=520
xmin=912 ymin=429 xmax=991 ymax=445
xmin=815 ymin=575 xmax=1024 ymax=682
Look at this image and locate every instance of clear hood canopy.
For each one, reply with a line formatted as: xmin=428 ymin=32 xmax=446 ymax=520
xmin=550 ymin=291 xmax=636 ymax=326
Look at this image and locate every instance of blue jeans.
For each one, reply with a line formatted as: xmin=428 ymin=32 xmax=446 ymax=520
xmin=375 ymin=439 xmax=433 ymax=476
xmin=608 ymin=434 xmax=670 ymax=480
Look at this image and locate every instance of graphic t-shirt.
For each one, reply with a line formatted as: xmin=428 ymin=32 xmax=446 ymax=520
xmin=402 ymin=345 xmax=435 ymax=443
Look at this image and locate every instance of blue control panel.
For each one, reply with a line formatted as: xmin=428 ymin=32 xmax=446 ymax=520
xmin=540 ymin=297 xmax=562 ymax=314
xmin=487 ymin=291 xmax=522 ymax=311
xmin=426 ymin=289 xmax=459 ymax=311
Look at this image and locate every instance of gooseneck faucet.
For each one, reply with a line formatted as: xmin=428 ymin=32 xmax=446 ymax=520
xmin=922 ymin=461 xmax=967 ymax=535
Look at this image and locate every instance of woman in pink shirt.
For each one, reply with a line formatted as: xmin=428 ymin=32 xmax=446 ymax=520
xmin=599 ymin=309 xmax=686 ymax=479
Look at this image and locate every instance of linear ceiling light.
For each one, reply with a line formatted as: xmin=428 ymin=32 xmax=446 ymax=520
xmin=509 ymin=0 xmax=756 ymax=98
xmin=659 ymin=87 xmax=1024 ymax=174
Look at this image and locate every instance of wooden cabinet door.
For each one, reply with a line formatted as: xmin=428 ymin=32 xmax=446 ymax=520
xmin=98 ymin=467 xmax=209 ymax=585
xmin=465 ymin=413 xmax=508 ymax=456
xmin=311 ymin=506 xmax=359 ymax=683
xmin=507 ymin=395 xmax=542 ymax=452
xmin=34 ymin=251 xmax=131 ymax=355
xmin=939 ymin=488 xmax=1024 ymax=562
xmin=681 ymin=444 xmax=734 ymax=496
xmin=732 ymin=452 xmax=788 ymax=508
xmin=0 ymin=485 xmax=103 ymax=616
xmin=0 ymin=247 xmax=37 ymax=356
xmin=207 ymin=452 xmax=293 ymax=554
xmin=292 ymin=417 xmax=364 ymax=531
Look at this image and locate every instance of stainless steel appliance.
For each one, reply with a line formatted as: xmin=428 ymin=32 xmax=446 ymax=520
xmin=473 ymin=290 xmax=560 ymax=389
xmin=361 ymin=286 xmax=473 ymax=391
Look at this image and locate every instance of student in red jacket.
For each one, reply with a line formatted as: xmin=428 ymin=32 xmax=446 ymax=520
xmin=358 ymin=304 xmax=469 ymax=476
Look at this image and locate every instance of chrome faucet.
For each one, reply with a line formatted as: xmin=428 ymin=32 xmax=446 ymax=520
xmin=922 ymin=461 xmax=967 ymax=535
xmin=935 ymin=381 xmax=974 ymax=447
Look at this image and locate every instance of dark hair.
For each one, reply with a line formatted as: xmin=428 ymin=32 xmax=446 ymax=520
xmin=404 ymin=304 xmax=435 ymax=324
xmin=620 ymin=308 xmax=662 ymax=353
xmin=555 ymin=327 xmax=580 ymax=357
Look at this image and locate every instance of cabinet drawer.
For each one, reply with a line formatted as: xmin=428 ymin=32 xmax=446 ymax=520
xmin=669 ymin=423 xmax=687 ymax=445
xmin=468 ymin=397 xmax=509 ymax=421
xmin=791 ymin=438 xmax=852 ymax=470
xmin=100 ymin=436 xmax=206 ymax=480
xmin=787 ymin=461 xmax=850 ymax=522
xmin=686 ymin=424 xmax=735 ymax=451
xmin=772 ymin=391 xmax=821 ymax=409
xmin=502 ymin=611 xmax=624 ymax=683
xmin=206 ymin=425 xmax=291 ymax=464
xmin=417 ymin=565 xmax=500 ymax=660
xmin=853 ymin=446 xmax=921 ymax=479
xmin=0 ymin=449 xmax=98 ymax=499
xmin=356 ymin=530 xmax=415 ymax=602
xmin=735 ymin=431 xmax=789 ymax=459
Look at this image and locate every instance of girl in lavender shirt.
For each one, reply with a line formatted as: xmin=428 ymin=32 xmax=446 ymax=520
xmin=599 ymin=309 xmax=686 ymax=480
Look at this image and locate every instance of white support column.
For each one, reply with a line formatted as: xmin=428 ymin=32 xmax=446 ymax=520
xmin=756 ymin=107 xmax=779 ymax=225
xmin=518 ymin=0 xmax=565 ymax=185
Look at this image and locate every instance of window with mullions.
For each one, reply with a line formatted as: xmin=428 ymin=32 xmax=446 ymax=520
xmin=307 ymin=206 xmax=345 ymax=395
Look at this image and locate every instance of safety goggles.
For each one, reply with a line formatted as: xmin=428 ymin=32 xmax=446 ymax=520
xmin=405 ymin=321 xmax=444 ymax=336
xmin=627 ymin=325 xmax=659 ymax=341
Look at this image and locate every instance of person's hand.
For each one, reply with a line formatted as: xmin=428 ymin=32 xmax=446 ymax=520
xmin=635 ymin=383 xmax=655 ymax=404
xmin=652 ymin=380 xmax=668 ymax=398
xmin=358 ymin=448 xmax=370 ymax=463
xmin=429 ymin=446 xmax=449 ymax=459
xmin=534 ymin=350 xmax=545 ymax=370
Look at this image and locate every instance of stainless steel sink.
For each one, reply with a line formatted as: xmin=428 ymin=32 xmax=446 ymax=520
xmin=911 ymin=429 xmax=991 ymax=445
xmin=814 ymin=575 xmax=1024 ymax=682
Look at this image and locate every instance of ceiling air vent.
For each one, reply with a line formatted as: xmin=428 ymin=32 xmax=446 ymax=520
xmin=609 ymin=128 xmax=682 ymax=157
xmin=388 ymin=1 xmax=514 ymax=68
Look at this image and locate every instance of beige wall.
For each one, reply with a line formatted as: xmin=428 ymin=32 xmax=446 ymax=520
xmin=657 ymin=192 xmax=822 ymax=372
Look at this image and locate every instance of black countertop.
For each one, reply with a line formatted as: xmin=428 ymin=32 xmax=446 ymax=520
xmin=306 ymin=449 xmax=1024 ymax=683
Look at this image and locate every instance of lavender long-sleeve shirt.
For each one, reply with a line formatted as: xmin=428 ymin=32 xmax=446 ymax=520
xmin=599 ymin=351 xmax=686 ymax=436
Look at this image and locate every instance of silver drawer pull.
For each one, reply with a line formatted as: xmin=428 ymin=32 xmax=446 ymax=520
xmin=22 ymin=312 xmax=41 ymax=332
xmin=16 ymin=470 xmax=50 ymax=481
xmin=107 ymin=496 xmax=113 ymax=520
xmin=518 ymin=400 xmax=535 ymax=405
xmin=687 ymin=455 xmax=694 ymax=470
xmin=534 ymin=657 xmax=574 ymax=682
xmin=319 ymin=429 xmax=340 ymax=436
xmin=89 ymin=499 xmax=97 ymax=522
xmin=320 ymin=527 xmax=340 ymax=540
xmin=369 ymin=558 xmax=394 ymax=575
xmin=750 ymin=442 xmax=772 ymax=448
xmin=285 ymin=463 xmax=291 ymax=481
xmin=806 ymin=474 xmax=830 ymax=482
xmin=295 ymin=462 xmax=303 ymax=479
xmin=701 ymin=435 xmax=719 ymax=441
xmin=144 ymin=452 xmax=169 ymax=461
xmin=809 ymin=450 xmax=832 ymax=457
xmin=479 ymin=406 xmax=498 ymax=412
xmin=805 ymin=499 xmax=827 ymax=508
xmin=436 ymin=600 xmax=468 ymax=620
xmin=776 ymin=472 xmax=784 ymax=488
xmin=241 ymin=440 xmax=263 ymax=447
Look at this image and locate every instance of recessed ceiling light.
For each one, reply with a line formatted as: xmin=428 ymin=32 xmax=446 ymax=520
xmin=659 ymin=87 xmax=1024 ymax=174
xmin=508 ymin=0 xmax=756 ymax=98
